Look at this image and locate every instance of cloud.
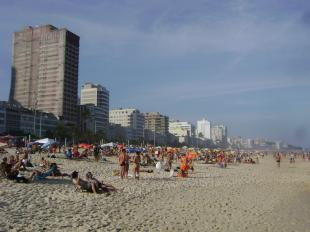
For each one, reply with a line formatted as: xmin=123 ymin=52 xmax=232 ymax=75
xmin=25 ymin=0 xmax=304 ymax=59
xmin=142 ymin=77 xmax=310 ymax=102
xmin=1 ymin=0 xmax=310 ymax=147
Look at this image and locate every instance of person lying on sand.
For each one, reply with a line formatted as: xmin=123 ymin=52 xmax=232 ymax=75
xmin=30 ymin=163 xmax=69 ymax=181
xmin=71 ymin=171 xmax=98 ymax=193
xmin=86 ymin=172 xmax=117 ymax=193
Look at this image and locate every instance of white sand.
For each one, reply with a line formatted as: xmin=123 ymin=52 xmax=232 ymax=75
xmin=0 ymin=150 xmax=310 ymax=232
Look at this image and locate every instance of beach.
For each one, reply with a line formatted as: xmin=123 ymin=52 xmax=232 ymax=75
xmin=1 ymin=150 xmax=310 ymax=232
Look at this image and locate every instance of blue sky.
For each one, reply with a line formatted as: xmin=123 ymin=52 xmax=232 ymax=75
xmin=0 ymin=0 xmax=310 ymax=148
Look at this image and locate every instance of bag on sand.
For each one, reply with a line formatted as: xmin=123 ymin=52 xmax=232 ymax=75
xmin=155 ymin=161 xmax=162 ymax=172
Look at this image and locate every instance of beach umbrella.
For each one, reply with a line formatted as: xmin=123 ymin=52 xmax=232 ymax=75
xmin=187 ymin=151 xmax=198 ymax=160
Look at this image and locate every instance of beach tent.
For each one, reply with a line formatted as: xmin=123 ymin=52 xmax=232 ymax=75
xmin=35 ymin=138 xmax=55 ymax=144
xmin=0 ymin=142 xmax=7 ymax=148
xmin=101 ymin=142 xmax=116 ymax=148
xmin=41 ymin=141 xmax=58 ymax=149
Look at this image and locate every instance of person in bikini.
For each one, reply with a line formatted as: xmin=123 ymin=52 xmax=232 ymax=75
xmin=133 ymin=151 xmax=141 ymax=180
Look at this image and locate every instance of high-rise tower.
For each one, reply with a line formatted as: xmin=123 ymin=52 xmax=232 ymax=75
xmin=9 ymin=25 xmax=79 ymax=123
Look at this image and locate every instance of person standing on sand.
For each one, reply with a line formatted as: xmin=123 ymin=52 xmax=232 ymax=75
xmin=167 ymin=151 xmax=173 ymax=170
xmin=275 ymin=153 xmax=281 ymax=167
xmin=119 ymin=149 xmax=129 ymax=179
xmin=133 ymin=151 xmax=141 ymax=179
xmin=124 ymin=149 xmax=130 ymax=179
xmin=94 ymin=144 xmax=100 ymax=162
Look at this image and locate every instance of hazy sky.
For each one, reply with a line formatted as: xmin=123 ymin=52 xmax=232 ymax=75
xmin=0 ymin=0 xmax=310 ymax=148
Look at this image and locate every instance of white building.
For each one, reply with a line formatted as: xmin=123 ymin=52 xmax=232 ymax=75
xmin=169 ymin=120 xmax=195 ymax=145
xmin=211 ymin=125 xmax=227 ymax=144
xmin=197 ymin=118 xmax=211 ymax=140
xmin=80 ymin=83 xmax=110 ymax=134
xmin=109 ymin=108 xmax=144 ymax=141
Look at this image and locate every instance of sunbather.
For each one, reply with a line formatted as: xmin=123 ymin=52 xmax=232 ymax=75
xmin=86 ymin=172 xmax=117 ymax=193
xmin=71 ymin=171 xmax=98 ymax=193
xmin=30 ymin=163 xmax=69 ymax=180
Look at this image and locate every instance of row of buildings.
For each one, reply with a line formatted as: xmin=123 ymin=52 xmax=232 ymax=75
xmin=1 ymin=24 xmax=228 ymax=147
xmin=227 ymin=137 xmax=301 ymax=150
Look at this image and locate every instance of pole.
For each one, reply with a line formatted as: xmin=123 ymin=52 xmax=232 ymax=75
xmin=33 ymin=99 xmax=38 ymax=136
xmin=153 ymin=126 xmax=156 ymax=147
xmin=33 ymin=109 xmax=36 ymax=135
xmin=39 ymin=112 xmax=42 ymax=138
xmin=143 ymin=128 xmax=145 ymax=147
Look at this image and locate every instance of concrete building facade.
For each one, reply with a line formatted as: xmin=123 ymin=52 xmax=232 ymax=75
xmin=169 ymin=120 xmax=195 ymax=145
xmin=79 ymin=104 xmax=107 ymax=136
xmin=109 ymin=108 xmax=144 ymax=141
xmin=80 ymin=83 xmax=109 ymax=134
xmin=0 ymin=101 xmax=58 ymax=136
xmin=144 ymin=112 xmax=169 ymax=145
xmin=211 ymin=124 xmax=227 ymax=144
xmin=9 ymin=25 xmax=80 ymax=123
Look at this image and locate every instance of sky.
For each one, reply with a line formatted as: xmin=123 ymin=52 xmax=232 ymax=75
xmin=0 ymin=0 xmax=310 ymax=148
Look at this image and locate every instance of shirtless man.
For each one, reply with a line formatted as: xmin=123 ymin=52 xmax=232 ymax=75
xmin=119 ymin=149 xmax=129 ymax=179
xmin=133 ymin=151 xmax=141 ymax=179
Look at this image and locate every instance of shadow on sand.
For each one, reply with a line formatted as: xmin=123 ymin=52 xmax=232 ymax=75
xmin=36 ymin=178 xmax=72 ymax=186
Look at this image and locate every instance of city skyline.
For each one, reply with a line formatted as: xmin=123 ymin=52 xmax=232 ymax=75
xmin=0 ymin=1 xmax=310 ymax=148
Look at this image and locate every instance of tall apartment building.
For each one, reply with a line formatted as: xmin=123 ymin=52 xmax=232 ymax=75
xmin=81 ymin=83 xmax=109 ymax=109
xmin=9 ymin=25 xmax=80 ymax=123
xmin=144 ymin=112 xmax=169 ymax=145
xmin=80 ymin=83 xmax=109 ymax=134
xmin=197 ymin=118 xmax=211 ymax=140
xmin=211 ymin=124 xmax=227 ymax=144
xmin=144 ymin=112 xmax=169 ymax=135
xmin=109 ymin=108 xmax=144 ymax=141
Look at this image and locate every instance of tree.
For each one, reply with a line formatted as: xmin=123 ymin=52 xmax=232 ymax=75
xmin=198 ymin=132 xmax=204 ymax=139
xmin=53 ymin=122 xmax=70 ymax=140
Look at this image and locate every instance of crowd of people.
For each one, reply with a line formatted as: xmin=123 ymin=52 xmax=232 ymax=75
xmin=1 ymin=143 xmax=310 ymax=195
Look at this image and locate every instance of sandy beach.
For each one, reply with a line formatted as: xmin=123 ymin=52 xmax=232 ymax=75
xmin=1 ymin=150 xmax=310 ymax=232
